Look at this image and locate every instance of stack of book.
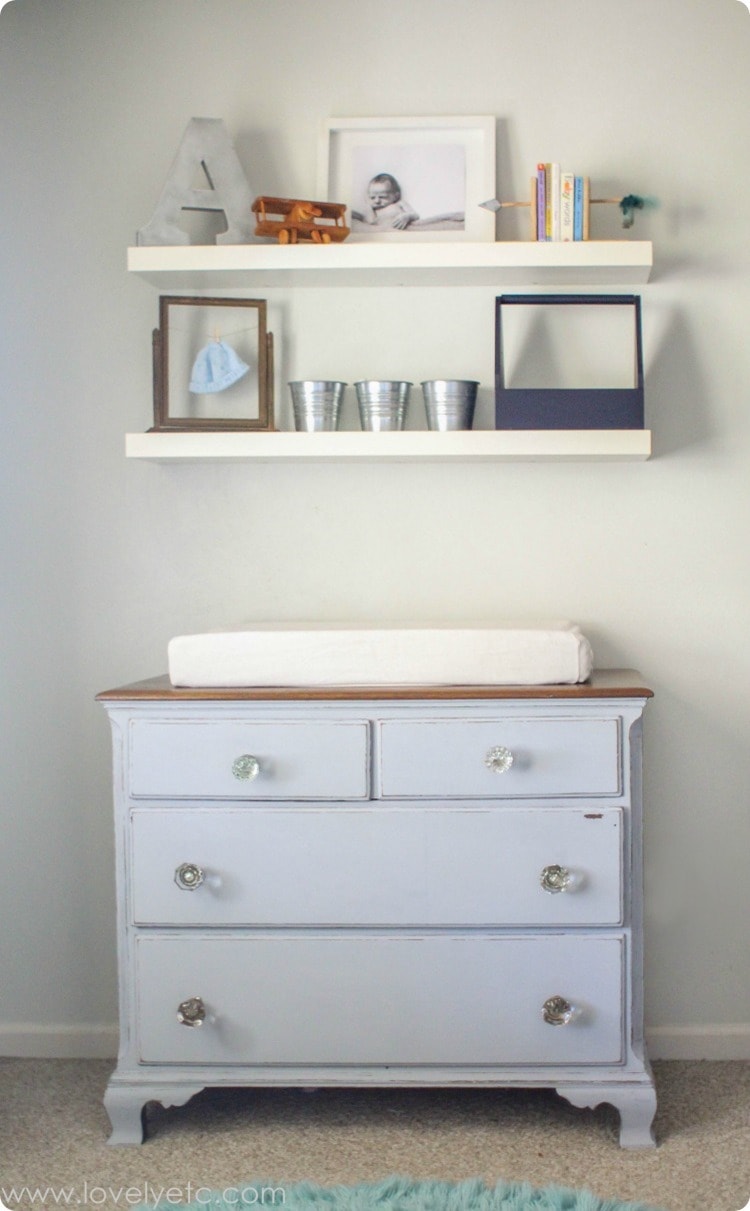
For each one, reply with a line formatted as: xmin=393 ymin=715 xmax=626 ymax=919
xmin=532 ymin=164 xmax=589 ymax=241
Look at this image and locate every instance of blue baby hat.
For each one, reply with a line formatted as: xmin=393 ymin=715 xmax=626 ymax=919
xmin=189 ymin=340 xmax=250 ymax=393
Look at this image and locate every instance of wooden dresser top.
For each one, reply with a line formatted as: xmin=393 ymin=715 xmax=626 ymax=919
xmin=97 ymin=669 xmax=652 ymax=702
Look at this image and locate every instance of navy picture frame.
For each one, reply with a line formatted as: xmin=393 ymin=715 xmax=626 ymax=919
xmin=495 ymin=293 xmax=644 ymax=430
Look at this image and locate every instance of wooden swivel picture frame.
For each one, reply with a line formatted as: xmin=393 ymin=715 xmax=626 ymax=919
xmin=151 ymin=295 xmax=275 ymax=432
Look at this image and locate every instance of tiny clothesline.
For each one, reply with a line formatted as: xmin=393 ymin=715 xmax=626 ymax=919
xmin=170 ymin=323 xmax=256 ymax=341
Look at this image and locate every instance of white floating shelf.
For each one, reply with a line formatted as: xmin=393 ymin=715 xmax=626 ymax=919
xmin=126 ymin=430 xmax=652 ymax=463
xmin=128 ymin=240 xmax=653 ymax=289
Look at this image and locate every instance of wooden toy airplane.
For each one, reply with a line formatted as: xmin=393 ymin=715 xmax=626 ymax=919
xmin=252 ymin=196 xmax=350 ymax=244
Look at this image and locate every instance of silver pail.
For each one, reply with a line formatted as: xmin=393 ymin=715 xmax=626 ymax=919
xmin=289 ymin=381 xmax=346 ymax=431
xmin=421 ymin=380 xmax=479 ymax=431
xmin=355 ymin=380 xmax=412 ymax=431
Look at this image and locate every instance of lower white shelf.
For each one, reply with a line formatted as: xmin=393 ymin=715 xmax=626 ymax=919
xmin=125 ymin=430 xmax=652 ymax=463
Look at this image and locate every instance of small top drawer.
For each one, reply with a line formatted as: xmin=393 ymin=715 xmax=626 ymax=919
xmin=377 ymin=715 xmax=620 ymax=798
xmin=128 ymin=718 xmax=370 ymax=800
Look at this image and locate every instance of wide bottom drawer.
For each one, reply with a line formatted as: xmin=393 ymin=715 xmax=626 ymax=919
xmin=136 ymin=933 xmax=624 ymax=1066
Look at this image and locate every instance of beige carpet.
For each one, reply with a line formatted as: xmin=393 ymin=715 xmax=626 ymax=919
xmin=2 ymin=1060 xmax=749 ymax=1210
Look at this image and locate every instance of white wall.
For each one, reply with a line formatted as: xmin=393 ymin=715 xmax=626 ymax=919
xmin=1 ymin=0 xmax=748 ymax=1060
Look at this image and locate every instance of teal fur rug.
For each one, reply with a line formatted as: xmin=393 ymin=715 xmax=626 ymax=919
xmin=138 ymin=1175 xmax=665 ymax=1211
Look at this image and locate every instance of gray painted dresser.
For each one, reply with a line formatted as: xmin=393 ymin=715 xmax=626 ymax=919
xmin=97 ymin=671 xmax=656 ymax=1146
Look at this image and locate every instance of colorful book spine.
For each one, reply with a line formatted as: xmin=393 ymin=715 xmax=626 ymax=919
xmin=549 ymin=163 xmax=561 ymax=241
xmin=560 ymin=172 xmax=574 ymax=241
xmin=536 ymin=164 xmax=546 ymax=240
xmin=573 ymin=176 xmax=584 ymax=241
xmin=543 ymin=163 xmax=553 ymax=239
xmin=582 ymin=175 xmax=590 ymax=240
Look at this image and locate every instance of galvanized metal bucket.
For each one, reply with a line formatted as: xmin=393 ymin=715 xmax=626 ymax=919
xmin=355 ymin=380 xmax=412 ymax=431
xmin=289 ymin=381 xmax=347 ymax=431
xmin=421 ymin=380 xmax=479 ymax=431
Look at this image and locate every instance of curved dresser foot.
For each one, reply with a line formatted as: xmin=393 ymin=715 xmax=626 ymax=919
xmin=556 ymin=1081 xmax=657 ymax=1148
xmin=103 ymin=1086 xmax=146 ymax=1146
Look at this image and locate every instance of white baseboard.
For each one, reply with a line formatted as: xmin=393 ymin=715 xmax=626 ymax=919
xmin=0 ymin=1024 xmax=118 ymax=1059
xmin=2 ymin=1023 xmax=749 ymax=1062
xmin=647 ymin=1024 xmax=750 ymax=1060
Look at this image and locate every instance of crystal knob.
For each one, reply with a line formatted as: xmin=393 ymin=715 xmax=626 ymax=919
xmin=177 ymin=996 xmax=206 ymax=1028
xmin=174 ymin=862 xmax=205 ymax=891
xmin=232 ymin=754 xmax=260 ymax=781
xmin=542 ymin=995 xmax=576 ymax=1026
xmin=540 ymin=864 xmax=572 ymax=894
xmin=485 ymin=744 xmax=514 ymax=774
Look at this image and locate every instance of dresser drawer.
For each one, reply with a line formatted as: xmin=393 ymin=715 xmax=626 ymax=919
xmin=128 ymin=719 xmax=370 ymax=800
xmin=377 ymin=716 xmax=620 ymax=798
xmin=136 ymin=933 xmax=624 ymax=1066
xmin=131 ymin=805 xmax=623 ymax=927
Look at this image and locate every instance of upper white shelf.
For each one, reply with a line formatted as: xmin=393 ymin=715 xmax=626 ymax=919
xmin=127 ymin=240 xmax=653 ymax=289
xmin=125 ymin=430 xmax=652 ymax=463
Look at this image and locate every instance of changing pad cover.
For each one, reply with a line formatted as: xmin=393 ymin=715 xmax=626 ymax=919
xmin=167 ymin=621 xmax=594 ymax=688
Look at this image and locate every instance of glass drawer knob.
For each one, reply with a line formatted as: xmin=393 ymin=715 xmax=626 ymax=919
xmin=485 ymin=745 xmax=514 ymax=774
xmin=542 ymin=995 xmax=576 ymax=1026
xmin=540 ymin=864 xmax=572 ymax=894
xmin=177 ymin=996 xmax=206 ymax=1028
xmin=232 ymin=754 xmax=260 ymax=781
xmin=174 ymin=863 xmax=205 ymax=891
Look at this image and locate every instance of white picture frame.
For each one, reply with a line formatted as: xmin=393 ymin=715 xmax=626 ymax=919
xmin=318 ymin=116 xmax=496 ymax=243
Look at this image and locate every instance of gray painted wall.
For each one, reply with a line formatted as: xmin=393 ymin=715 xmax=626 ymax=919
xmin=1 ymin=0 xmax=749 ymax=1058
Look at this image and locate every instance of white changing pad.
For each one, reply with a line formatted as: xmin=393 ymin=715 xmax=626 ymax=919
xmin=167 ymin=621 xmax=594 ymax=688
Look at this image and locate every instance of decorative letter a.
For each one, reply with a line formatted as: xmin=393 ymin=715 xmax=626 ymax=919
xmin=137 ymin=117 xmax=254 ymax=246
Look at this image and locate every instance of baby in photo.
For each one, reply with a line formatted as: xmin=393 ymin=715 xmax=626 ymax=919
xmin=352 ymin=173 xmax=419 ymax=229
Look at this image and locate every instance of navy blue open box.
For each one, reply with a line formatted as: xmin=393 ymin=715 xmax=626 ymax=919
xmin=495 ymin=294 xmax=644 ymax=430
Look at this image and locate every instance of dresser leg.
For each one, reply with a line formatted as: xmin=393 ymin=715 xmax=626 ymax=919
xmin=615 ymin=1085 xmax=658 ymax=1148
xmin=556 ymin=1082 xmax=657 ymax=1148
xmin=103 ymin=1087 xmax=146 ymax=1145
